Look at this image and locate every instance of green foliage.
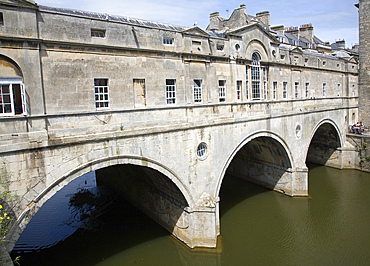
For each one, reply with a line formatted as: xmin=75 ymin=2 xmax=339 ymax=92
xmin=364 ymin=142 xmax=368 ymax=148
xmin=120 ymin=124 xmax=124 ymax=131
xmin=367 ymin=155 xmax=370 ymax=161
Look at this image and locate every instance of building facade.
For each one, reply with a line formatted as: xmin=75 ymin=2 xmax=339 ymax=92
xmin=0 ymin=1 xmax=358 ymax=120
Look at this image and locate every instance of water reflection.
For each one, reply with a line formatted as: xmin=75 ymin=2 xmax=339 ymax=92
xmin=11 ymin=165 xmax=370 ymax=265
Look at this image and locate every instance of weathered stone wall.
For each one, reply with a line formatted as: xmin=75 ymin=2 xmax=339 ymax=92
xmin=359 ymin=0 xmax=370 ymax=125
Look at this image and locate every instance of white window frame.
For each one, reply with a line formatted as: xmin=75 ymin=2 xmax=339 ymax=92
xmin=337 ymin=84 xmax=341 ymax=97
xmin=94 ymin=78 xmax=109 ymax=109
xmin=194 ymin=79 xmax=202 ymax=103
xmin=0 ymin=78 xmax=27 ymax=116
xmin=163 ymin=38 xmax=173 ymax=45
xmin=236 ymin=80 xmax=242 ymax=101
xmin=166 ymin=79 xmax=176 ymax=104
xmin=295 ymin=82 xmax=299 ymax=99
xmin=263 ymin=68 xmax=267 ymax=100
xmin=273 ymin=81 xmax=277 ymax=100
xmin=246 ymin=66 xmax=249 ymax=100
xmin=251 ymin=53 xmax=261 ymax=100
xmin=283 ymin=82 xmax=287 ymax=99
xmin=305 ymin=83 xmax=309 ymax=98
xmin=219 ymin=80 xmax=226 ymax=102
xmin=91 ymin=29 xmax=106 ymax=38
xmin=323 ymin=83 xmax=326 ymax=97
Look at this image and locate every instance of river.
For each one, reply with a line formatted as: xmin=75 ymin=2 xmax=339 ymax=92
xmin=11 ymin=164 xmax=370 ymax=265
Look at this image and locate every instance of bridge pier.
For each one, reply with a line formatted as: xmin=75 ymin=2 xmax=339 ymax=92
xmin=96 ymin=165 xmax=218 ymax=248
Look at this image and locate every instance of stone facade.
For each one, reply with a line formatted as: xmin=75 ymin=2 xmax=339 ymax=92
xmin=358 ymin=0 xmax=370 ymax=125
xmin=0 ymin=0 xmax=360 ymax=250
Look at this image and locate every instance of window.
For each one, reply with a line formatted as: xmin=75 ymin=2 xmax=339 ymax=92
xmin=219 ymin=80 xmax=226 ymax=102
xmin=251 ymin=53 xmax=261 ymax=100
xmin=323 ymin=61 xmax=326 ymax=66
xmin=304 ymin=58 xmax=308 ymax=63
xmin=0 ymin=13 xmax=3 ymax=26
xmin=236 ymin=80 xmax=242 ymax=100
xmin=166 ymin=79 xmax=176 ymax=104
xmin=246 ymin=66 xmax=249 ymax=100
xmin=0 ymin=79 xmax=27 ymax=115
xmin=295 ymin=82 xmax=299 ymax=99
xmin=196 ymin=142 xmax=208 ymax=160
xmin=192 ymin=40 xmax=201 ymax=46
xmin=94 ymin=79 xmax=109 ymax=109
xmin=217 ymin=44 xmax=224 ymax=51
xmin=163 ymin=38 xmax=173 ymax=45
xmin=91 ymin=29 xmax=106 ymax=38
xmin=280 ymin=54 xmax=285 ymax=60
xmin=273 ymin=82 xmax=277 ymax=100
xmin=194 ymin=79 xmax=202 ymax=103
xmin=352 ymin=85 xmax=355 ymax=96
xmin=305 ymin=83 xmax=309 ymax=98
xmin=337 ymin=84 xmax=341 ymax=96
xmin=283 ymin=82 xmax=287 ymax=99
xmin=323 ymin=83 xmax=326 ymax=97
xmin=263 ymin=68 xmax=267 ymax=100
xmin=235 ymin=44 xmax=240 ymax=51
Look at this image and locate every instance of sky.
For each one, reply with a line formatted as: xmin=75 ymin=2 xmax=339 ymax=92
xmin=34 ymin=0 xmax=359 ymax=48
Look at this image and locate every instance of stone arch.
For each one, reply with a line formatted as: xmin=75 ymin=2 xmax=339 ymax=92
xmin=0 ymin=54 xmax=23 ymax=79
xmin=13 ymin=154 xmax=193 ymax=248
xmin=246 ymin=39 xmax=269 ymax=62
xmin=306 ymin=119 xmax=343 ymax=166
xmin=215 ymin=131 xmax=294 ymax=198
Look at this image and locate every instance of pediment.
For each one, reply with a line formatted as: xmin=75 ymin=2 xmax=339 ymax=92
xmin=227 ymin=23 xmax=279 ymax=44
xmin=182 ymin=27 xmax=210 ymax=38
xmin=0 ymin=0 xmax=37 ymax=8
xmin=291 ymin=47 xmax=303 ymax=54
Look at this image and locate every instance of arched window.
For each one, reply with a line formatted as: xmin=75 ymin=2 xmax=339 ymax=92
xmin=0 ymin=56 xmax=27 ymax=116
xmin=251 ymin=53 xmax=261 ymax=100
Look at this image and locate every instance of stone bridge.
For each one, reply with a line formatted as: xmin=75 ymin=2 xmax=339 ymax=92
xmin=0 ymin=98 xmax=358 ymax=250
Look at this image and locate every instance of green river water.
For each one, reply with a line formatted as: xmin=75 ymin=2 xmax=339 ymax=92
xmin=11 ymin=164 xmax=370 ymax=265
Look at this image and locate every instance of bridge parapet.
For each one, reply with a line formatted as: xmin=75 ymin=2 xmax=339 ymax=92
xmin=0 ymin=97 xmax=357 ymax=155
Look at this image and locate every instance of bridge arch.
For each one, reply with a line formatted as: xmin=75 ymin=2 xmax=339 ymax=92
xmin=13 ymin=154 xmax=193 ymax=249
xmin=306 ymin=119 xmax=343 ymax=166
xmin=215 ymin=131 xmax=294 ymax=198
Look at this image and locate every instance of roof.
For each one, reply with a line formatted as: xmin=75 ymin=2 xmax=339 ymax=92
xmin=39 ymin=5 xmax=186 ymax=32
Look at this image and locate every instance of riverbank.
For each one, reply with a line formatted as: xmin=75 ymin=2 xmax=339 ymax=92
xmin=347 ymin=133 xmax=370 ymax=172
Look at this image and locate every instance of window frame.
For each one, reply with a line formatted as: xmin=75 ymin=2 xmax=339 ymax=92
xmin=273 ymin=81 xmax=277 ymax=100
xmin=236 ymin=80 xmax=242 ymax=101
xmin=283 ymin=82 xmax=287 ymax=99
xmin=323 ymin=83 xmax=326 ymax=97
xmin=91 ymin=29 xmax=106 ymax=38
xmin=305 ymin=83 xmax=309 ymax=98
xmin=94 ymin=78 xmax=110 ymax=109
xmin=251 ymin=53 xmax=261 ymax=100
xmin=0 ymin=78 xmax=27 ymax=116
xmin=163 ymin=38 xmax=174 ymax=45
xmin=0 ymin=12 xmax=3 ymax=26
xmin=166 ymin=79 xmax=176 ymax=104
xmin=295 ymin=82 xmax=299 ymax=99
xmin=218 ymin=80 xmax=226 ymax=102
xmin=193 ymin=79 xmax=202 ymax=103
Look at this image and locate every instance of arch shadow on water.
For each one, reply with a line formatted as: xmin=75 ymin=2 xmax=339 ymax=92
xmin=10 ymin=164 xmax=188 ymax=266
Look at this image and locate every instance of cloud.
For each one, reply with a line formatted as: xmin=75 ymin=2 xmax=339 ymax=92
xmin=35 ymin=0 xmax=359 ymax=44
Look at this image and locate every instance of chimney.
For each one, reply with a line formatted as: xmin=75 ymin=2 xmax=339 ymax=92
xmin=285 ymin=26 xmax=299 ymax=39
xmin=271 ymin=25 xmax=284 ymax=33
xmin=336 ymin=39 xmax=346 ymax=48
xmin=299 ymin=24 xmax=314 ymax=43
xmin=209 ymin=12 xmax=221 ymax=31
xmin=256 ymin=11 xmax=270 ymax=28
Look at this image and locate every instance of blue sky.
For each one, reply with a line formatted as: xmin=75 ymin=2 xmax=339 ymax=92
xmin=35 ymin=0 xmax=359 ymax=47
